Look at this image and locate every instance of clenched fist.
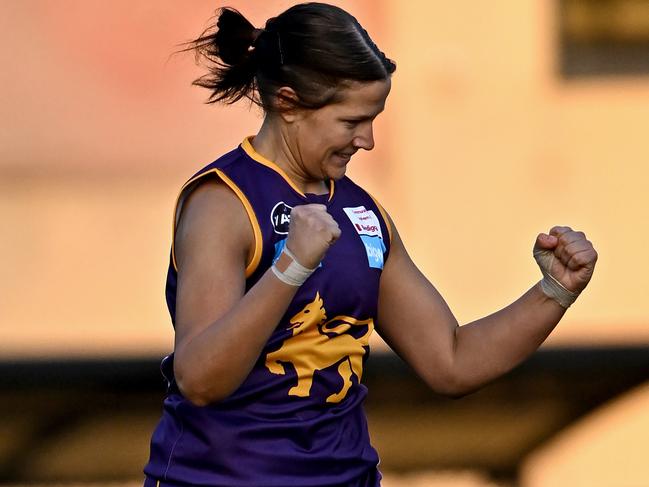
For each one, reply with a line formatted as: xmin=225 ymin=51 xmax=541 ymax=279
xmin=285 ymin=204 xmax=341 ymax=269
xmin=533 ymin=226 xmax=598 ymax=295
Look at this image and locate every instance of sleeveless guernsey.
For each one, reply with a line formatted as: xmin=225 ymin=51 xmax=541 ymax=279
xmin=143 ymin=137 xmax=392 ymax=487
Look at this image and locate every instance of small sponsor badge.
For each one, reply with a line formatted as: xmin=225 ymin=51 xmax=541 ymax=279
xmin=343 ymin=206 xmax=383 ymax=239
xmin=271 ymin=202 xmax=292 ymax=234
xmin=343 ymin=206 xmax=386 ymax=269
xmin=273 ymin=238 xmax=287 ymax=264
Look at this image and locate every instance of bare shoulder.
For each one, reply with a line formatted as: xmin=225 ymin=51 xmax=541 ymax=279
xmin=381 ymin=209 xmax=408 ymax=266
xmin=174 ymin=176 xmax=253 ymax=271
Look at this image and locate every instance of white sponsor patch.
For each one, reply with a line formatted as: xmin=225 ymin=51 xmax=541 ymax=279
xmin=343 ymin=206 xmax=383 ymax=239
xmin=270 ymin=201 xmax=292 ymax=234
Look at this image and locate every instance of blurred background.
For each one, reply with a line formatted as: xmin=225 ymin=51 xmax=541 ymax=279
xmin=2 ymin=0 xmax=649 ymax=486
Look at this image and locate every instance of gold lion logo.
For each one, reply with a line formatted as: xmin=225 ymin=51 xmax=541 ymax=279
xmin=265 ymin=292 xmax=374 ymax=403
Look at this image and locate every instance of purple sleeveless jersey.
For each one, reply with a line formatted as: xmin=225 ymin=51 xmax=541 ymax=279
xmin=143 ymin=137 xmax=392 ymax=487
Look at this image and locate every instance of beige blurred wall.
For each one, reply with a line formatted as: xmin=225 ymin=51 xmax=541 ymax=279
xmin=2 ymin=0 xmax=648 ymax=359
xmin=0 ymin=0 xmax=390 ymax=357
xmin=381 ymin=1 xmax=649 ymax=344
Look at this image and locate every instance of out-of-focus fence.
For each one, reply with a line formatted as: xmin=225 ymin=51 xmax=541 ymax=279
xmin=1 ymin=347 xmax=648 ymax=485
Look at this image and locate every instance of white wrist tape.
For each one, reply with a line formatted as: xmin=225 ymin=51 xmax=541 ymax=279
xmin=539 ymin=274 xmax=579 ymax=309
xmin=534 ymin=248 xmax=580 ymax=309
xmin=271 ymin=247 xmax=317 ymax=287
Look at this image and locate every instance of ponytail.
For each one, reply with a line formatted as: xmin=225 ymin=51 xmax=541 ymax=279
xmin=176 ymin=7 xmax=259 ymax=105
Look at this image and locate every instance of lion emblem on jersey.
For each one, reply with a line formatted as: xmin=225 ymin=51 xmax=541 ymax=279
xmin=264 ymin=292 xmax=374 ymax=403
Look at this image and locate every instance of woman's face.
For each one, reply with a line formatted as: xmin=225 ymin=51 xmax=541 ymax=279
xmin=290 ymin=78 xmax=391 ymax=182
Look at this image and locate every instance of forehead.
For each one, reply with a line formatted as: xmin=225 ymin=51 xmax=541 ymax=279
xmin=330 ymin=79 xmax=391 ymax=115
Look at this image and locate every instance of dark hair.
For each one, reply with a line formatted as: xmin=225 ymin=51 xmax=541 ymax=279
xmin=176 ymin=2 xmax=396 ymax=111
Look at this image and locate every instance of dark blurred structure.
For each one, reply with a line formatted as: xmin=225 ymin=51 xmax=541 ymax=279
xmin=560 ymin=0 xmax=649 ymax=76
xmin=1 ymin=346 xmax=648 ymax=484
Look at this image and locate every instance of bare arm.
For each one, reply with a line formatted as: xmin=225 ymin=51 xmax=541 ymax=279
xmin=172 ymin=179 xmax=298 ymax=406
xmin=172 ymin=179 xmax=340 ymax=406
xmin=377 ymin=218 xmax=597 ymax=397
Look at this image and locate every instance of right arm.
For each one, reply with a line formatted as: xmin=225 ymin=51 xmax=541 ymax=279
xmin=172 ymin=179 xmax=338 ymax=406
xmin=376 ymin=215 xmax=596 ymax=397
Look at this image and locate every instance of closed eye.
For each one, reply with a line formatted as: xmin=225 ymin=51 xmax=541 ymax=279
xmin=342 ymin=114 xmax=377 ymax=127
xmin=343 ymin=120 xmax=360 ymax=128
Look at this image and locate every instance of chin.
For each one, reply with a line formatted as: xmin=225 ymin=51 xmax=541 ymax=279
xmin=326 ymin=167 xmax=347 ymax=181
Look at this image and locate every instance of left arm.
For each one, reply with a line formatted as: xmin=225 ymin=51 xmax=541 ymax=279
xmin=376 ymin=220 xmax=597 ymax=397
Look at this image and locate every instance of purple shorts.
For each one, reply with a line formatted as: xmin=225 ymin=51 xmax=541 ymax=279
xmin=143 ymin=467 xmax=381 ymax=487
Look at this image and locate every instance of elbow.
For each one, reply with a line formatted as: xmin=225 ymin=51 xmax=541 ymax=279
xmin=174 ymin=366 xmax=212 ymax=407
xmin=441 ymin=377 xmax=482 ymax=399
xmin=181 ymin=387 xmax=213 ymax=407
xmin=173 ymin=352 xmax=229 ymax=407
xmin=179 ymin=387 xmax=211 ymax=408
xmin=432 ymin=384 xmax=473 ymax=400
xmin=422 ymin=370 xmax=481 ymax=400
xmin=442 ymin=387 xmax=475 ymax=400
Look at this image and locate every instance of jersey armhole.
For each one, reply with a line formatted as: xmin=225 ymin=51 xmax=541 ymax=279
xmin=367 ymin=192 xmax=393 ymax=245
xmin=171 ymin=168 xmax=262 ymax=278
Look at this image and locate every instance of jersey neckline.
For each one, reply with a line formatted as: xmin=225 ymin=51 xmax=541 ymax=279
xmin=240 ymin=136 xmax=335 ymax=203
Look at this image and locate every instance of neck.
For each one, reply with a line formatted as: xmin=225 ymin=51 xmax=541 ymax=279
xmin=251 ymin=118 xmax=328 ymax=195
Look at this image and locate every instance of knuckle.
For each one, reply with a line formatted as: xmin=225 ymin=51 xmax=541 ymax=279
xmin=565 ymin=231 xmax=578 ymax=240
xmin=309 ymin=204 xmax=326 ymax=213
xmin=550 ymin=225 xmax=568 ymax=234
xmin=567 ymin=240 xmax=583 ymax=252
xmin=562 ymin=230 xmax=576 ymax=241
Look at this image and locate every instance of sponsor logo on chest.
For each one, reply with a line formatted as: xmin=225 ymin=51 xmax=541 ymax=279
xmin=343 ymin=206 xmax=383 ymax=239
xmin=270 ymin=201 xmax=293 ymax=234
xmin=343 ymin=206 xmax=386 ymax=269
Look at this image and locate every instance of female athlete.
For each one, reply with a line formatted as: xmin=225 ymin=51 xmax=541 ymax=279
xmin=143 ymin=3 xmax=598 ymax=486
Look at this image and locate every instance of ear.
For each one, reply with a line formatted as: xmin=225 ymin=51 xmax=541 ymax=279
xmin=275 ymin=86 xmax=302 ymax=123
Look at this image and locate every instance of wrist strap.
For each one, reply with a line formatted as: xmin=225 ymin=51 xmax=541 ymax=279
xmin=534 ymin=247 xmax=580 ymax=309
xmin=271 ymin=247 xmax=317 ymax=287
xmin=538 ymin=274 xmax=579 ymax=309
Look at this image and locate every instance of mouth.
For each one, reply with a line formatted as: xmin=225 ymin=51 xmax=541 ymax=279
xmin=333 ymin=151 xmax=356 ymax=163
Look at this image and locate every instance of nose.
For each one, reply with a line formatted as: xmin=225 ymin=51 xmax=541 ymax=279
xmin=353 ymin=122 xmax=375 ymax=151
